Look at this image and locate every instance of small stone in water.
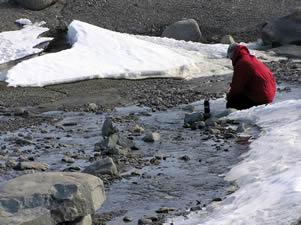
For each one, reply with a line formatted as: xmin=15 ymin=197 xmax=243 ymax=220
xmin=123 ymin=216 xmax=133 ymax=222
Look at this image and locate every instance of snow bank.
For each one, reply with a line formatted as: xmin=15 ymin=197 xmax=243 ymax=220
xmin=6 ymin=20 xmax=233 ymax=87
xmin=0 ymin=21 xmax=51 ymax=65
xmin=170 ymin=100 xmax=301 ymax=225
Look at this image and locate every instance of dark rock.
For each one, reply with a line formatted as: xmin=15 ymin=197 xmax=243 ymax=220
xmin=102 ymin=117 xmax=117 ymax=137
xmin=155 ymin=207 xmax=175 ymax=214
xmin=13 ymin=107 xmax=30 ymax=117
xmin=123 ymin=216 xmax=133 ymax=222
xmin=262 ymin=8 xmax=301 ymax=46
xmin=14 ymin=0 xmax=58 ymax=11
xmin=178 ymin=155 xmax=191 ymax=161
xmin=162 ymin=19 xmax=202 ymax=42
xmin=190 ymin=206 xmax=202 ymax=211
xmin=62 ymin=122 xmax=78 ymax=126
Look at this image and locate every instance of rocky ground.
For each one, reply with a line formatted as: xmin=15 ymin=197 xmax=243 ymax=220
xmin=0 ymin=0 xmax=300 ymax=42
xmin=0 ymin=1 xmax=300 ymax=225
xmin=0 ymin=57 xmax=300 ymax=225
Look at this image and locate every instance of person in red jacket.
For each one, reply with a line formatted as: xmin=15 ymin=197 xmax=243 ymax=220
xmin=226 ymin=43 xmax=276 ymax=110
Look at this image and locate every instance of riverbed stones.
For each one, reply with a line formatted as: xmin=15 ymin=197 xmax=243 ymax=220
xmin=143 ymin=132 xmax=160 ymax=142
xmin=14 ymin=0 xmax=58 ymax=10
xmin=162 ymin=19 xmax=202 ymax=42
xmin=0 ymin=172 xmax=105 ymax=225
xmin=262 ymin=8 xmax=301 ymax=46
xmin=83 ymin=157 xmax=119 ymax=176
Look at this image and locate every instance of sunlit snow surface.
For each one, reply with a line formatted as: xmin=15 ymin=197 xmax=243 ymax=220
xmin=168 ymin=99 xmax=301 ymax=225
xmin=5 ymin=20 xmax=235 ymax=87
xmin=0 ymin=22 xmax=51 ymax=65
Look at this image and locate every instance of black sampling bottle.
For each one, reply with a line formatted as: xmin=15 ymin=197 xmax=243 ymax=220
xmin=204 ymin=98 xmax=211 ymax=119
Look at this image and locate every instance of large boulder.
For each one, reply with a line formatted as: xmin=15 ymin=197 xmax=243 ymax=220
xmin=262 ymin=8 xmax=301 ymax=46
xmin=0 ymin=172 xmax=106 ymax=225
xmin=14 ymin=0 xmax=58 ymax=10
xmin=162 ymin=19 xmax=202 ymax=42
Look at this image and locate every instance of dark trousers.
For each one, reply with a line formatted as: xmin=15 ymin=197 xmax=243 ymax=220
xmin=226 ymin=95 xmax=259 ymax=110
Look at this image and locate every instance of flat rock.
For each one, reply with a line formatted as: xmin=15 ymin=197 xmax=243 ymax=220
xmin=162 ymin=19 xmax=202 ymax=42
xmin=83 ymin=157 xmax=119 ymax=176
xmin=0 ymin=172 xmax=105 ymax=225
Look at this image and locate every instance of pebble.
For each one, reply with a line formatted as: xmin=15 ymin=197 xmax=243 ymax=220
xmin=178 ymin=155 xmax=191 ymax=161
xmin=5 ymin=159 xmax=18 ymax=168
xmin=138 ymin=218 xmax=153 ymax=225
xmin=87 ymin=103 xmax=98 ymax=112
xmin=63 ymin=166 xmax=81 ymax=172
xmin=143 ymin=132 xmax=160 ymax=142
xmin=62 ymin=156 xmax=75 ymax=163
xmin=123 ymin=216 xmax=133 ymax=222
xmin=156 ymin=207 xmax=175 ymax=213
xmin=132 ymin=124 xmax=145 ymax=134
xmin=14 ymin=162 xmax=49 ymax=171
xmin=62 ymin=122 xmax=78 ymax=127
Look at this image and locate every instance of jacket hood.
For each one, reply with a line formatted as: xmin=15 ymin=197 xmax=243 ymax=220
xmin=232 ymin=45 xmax=251 ymax=65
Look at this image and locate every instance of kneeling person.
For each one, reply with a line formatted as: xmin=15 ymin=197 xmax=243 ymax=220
xmin=226 ymin=43 xmax=276 ymax=110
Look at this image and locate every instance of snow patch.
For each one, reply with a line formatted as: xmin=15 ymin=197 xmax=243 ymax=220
xmin=15 ymin=18 xmax=33 ymax=26
xmin=0 ymin=22 xmax=52 ymax=66
xmin=6 ymin=20 xmax=234 ymax=87
xmin=169 ymin=100 xmax=301 ymax=225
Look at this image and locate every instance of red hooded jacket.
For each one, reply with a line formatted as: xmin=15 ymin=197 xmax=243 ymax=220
xmin=229 ymin=45 xmax=276 ymax=104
